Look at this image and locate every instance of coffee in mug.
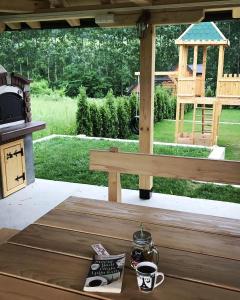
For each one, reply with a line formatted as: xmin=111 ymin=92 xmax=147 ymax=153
xmin=136 ymin=261 xmax=164 ymax=293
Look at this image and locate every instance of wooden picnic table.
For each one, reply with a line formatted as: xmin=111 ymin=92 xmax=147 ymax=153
xmin=0 ymin=196 xmax=240 ymax=299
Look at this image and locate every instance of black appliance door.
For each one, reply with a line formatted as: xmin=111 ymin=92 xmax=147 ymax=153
xmin=0 ymin=92 xmax=25 ymax=125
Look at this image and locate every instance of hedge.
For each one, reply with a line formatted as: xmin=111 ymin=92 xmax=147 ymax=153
xmin=76 ymin=86 xmax=192 ymax=138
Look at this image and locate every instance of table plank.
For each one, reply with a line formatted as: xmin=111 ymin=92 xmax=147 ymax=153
xmin=9 ymin=224 xmax=240 ymax=291
xmin=0 ymin=244 xmax=239 ymax=300
xmin=0 ymin=275 xmax=92 ymax=300
xmin=35 ymin=209 xmax=240 ymax=260
xmin=56 ymin=197 xmax=240 ymax=237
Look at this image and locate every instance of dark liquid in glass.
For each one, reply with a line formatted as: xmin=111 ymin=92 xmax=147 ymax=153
xmin=138 ymin=266 xmax=156 ymax=274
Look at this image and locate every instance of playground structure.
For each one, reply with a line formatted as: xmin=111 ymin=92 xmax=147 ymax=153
xmin=175 ymin=22 xmax=240 ymax=146
xmin=136 ymin=22 xmax=240 ymax=146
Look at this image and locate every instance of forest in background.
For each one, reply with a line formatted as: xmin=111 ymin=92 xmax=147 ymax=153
xmin=0 ymin=20 xmax=239 ymax=98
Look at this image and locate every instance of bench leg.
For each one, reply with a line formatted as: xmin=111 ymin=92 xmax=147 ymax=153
xmin=108 ymin=172 xmax=121 ymax=202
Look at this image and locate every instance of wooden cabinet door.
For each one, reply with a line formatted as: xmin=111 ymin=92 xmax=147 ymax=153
xmin=0 ymin=139 xmax=26 ymax=197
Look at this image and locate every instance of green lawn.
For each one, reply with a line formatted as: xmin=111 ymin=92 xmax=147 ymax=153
xmin=32 ymin=95 xmax=77 ymax=140
xmin=32 ymin=97 xmax=240 ymax=160
xmin=34 ymin=137 xmax=240 ymax=203
xmin=184 ymin=109 xmax=240 ymax=122
xmin=154 ymin=109 xmax=240 ymax=160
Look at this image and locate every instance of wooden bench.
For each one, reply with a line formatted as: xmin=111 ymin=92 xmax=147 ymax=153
xmin=89 ymin=147 xmax=240 ymax=202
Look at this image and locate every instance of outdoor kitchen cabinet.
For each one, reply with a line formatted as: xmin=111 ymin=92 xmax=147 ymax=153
xmin=0 ymin=139 xmax=26 ymax=197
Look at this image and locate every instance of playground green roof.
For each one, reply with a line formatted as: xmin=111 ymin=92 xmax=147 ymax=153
xmin=176 ymin=22 xmax=229 ymax=45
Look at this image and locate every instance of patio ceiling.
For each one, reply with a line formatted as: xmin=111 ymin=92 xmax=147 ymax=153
xmin=0 ymin=0 xmax=239 ymax=31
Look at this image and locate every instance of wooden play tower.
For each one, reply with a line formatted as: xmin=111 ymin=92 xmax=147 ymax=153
xmin=175 ymin=22 xmax=240 ymax=146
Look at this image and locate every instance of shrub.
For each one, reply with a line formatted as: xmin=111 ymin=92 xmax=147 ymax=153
xmin=105 ymin=90 xmax=119 ymax=138
xmin=76 ymin=87 xmax=92 ymax=136
xmin=117 ymin=99 xmax=130 ymax=138
xmin=90 ymin=103 xmax=102 ymax=137
xmin=206 ymin=86 xmax=214 ymax=97
xmin=31 ymin=79 xmax=52 ymax=95
xmin=100 ymin=105 xmax=111 ymax=137
xmin=76 ymin=86 xmax=192 ymax=138
xmin=129 ymin=93 xmax=139 ymax=120
xmin=154 ymin=86 xmax=177 ymax=121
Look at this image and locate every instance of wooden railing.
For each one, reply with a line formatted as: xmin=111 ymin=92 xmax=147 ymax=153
xmin=177 ymin=78 xmax=195 ymax=97
xmin=218 ymin=74 xmax=240 ymax=101
xmin=89 ymin=148 xmax=240 ymax=202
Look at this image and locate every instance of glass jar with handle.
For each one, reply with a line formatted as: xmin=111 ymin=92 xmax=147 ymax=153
xmin=131 ymin=224 xmax=159 ymax=269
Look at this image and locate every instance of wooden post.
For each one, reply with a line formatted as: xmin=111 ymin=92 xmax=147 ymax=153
xmin=175 ymin=102 xmax=180 ymax=142
xmin=201 ymin=46 xmax=208 ymax=134
xmin=139 ymin=24 xmax=156 ymax=199
xmin=214 ymin=45 xmax=225 ymax=145
xmin=180 ymin=103 xmax=185 ymax=134
xmin=175 ymin=45 xmax=188 ymax=143
xmin=192 ymin=46 xmax=198 ymax=143
xmin=216 ymin=45 xmax=225 ymax=96
xmin=108 ymin=147 xmax=121 ymax=202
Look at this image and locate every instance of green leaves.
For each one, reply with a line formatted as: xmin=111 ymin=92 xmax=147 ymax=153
xmin=76 ymin=87 xmax=92 ymax=136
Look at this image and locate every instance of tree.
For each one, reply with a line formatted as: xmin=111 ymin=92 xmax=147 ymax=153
xmin=90 ymin=103 xmax=102 ymax=137
xmin=76 ymin=87 xmax=92 ymax=136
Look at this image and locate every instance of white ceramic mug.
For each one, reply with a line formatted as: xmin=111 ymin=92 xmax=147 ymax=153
xmin=136 ymin=261 xmax=164 ymax=293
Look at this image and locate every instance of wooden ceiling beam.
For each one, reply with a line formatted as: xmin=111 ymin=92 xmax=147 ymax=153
xmin=26 ymin=21 xmax=41 ymax=29
xmin=0 ymin=0 xmax=239 ymax=26
xmin=233 ymin=7 xmax=240 ymax=18
xmin=130 ymin=0 xmax=152 ymax=5
xmin=0 ymin=23 xmax=5 ymax=33
xmin=0 ymin=0 xmax=48 ymax=13
xmin=66 ymin=19 xmax=80 ymax=26
xmin=6 ymin=23 xmax=21 ymax=30
xmin=102 ymin=9 xmax=204 ymax=27
xmin=51 ymin=0 xmax=81 ymax=27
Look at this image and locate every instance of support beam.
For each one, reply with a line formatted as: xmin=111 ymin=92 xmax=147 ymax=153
xmin=0 ymin=23 xmax=5 ymax=33
xmin=26 ymin=21 xmax=41 ymax=29
xmin=0 ymin=0 xmax=47 ymax=13
xmin=6 ymin=23 xmax=21 ymax=30
xmin=233 ymin=7 xmax=240 ymax=18
xmin=131 ymin=0 xmax=152 ymax=4
xmin=0 ymin=9 xmax=204 ymax=26
xmin=216 ymin=45 xmax=225 ymax=96
xmin=201 ymin=46 xmax=208 ymax=134
xmin=49 ymin=0 xmax=81 ymax=27
xmin=4 ymin=0 xmax=240 ymax=25
xmin=139 ymin=24 xmax=156 ymax=199
xmin=66 ymin=19 xmax=80 ymax=26
xmin=201 ymin=46 xmax=208 ymax=96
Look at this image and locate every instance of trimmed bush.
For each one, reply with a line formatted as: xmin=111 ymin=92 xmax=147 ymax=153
xmin=90 ymin=103 xmax=102 ymax=137
xmin=76 ymin=87 xmax=92 ymax=136
xmin=105 ymin=90 xmax=119 ymax=138
xmin=117 ymin=99 xmax=130 ymax=138
xmin=76 ymin=86 xmax=191 ymax=139
xmin=100 ymin=105 xmax=112 ymax=138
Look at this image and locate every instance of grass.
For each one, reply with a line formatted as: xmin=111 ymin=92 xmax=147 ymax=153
xmin=31 ymin=96 xmax=240 ymax=160
xmin=184 ymin=109 xmax=240 ymax=122
xmin=31 ymin=95 xmax=77 ymax=140
xmin=154 ymin=109 xmax=240 ymax=160
xmin=34 ymin=137 xmax=240 ymax=203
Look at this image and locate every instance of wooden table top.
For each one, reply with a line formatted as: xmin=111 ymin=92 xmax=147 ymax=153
xmin=0 ymin=196 xmax=240 ymax=300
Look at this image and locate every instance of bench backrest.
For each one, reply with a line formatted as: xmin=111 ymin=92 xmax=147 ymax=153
xmin=89 ymin=148 xmax=240 ymax=202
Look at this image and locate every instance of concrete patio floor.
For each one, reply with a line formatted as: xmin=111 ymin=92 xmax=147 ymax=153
xmin=0 ymin=178 xmax=240 ymax=230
